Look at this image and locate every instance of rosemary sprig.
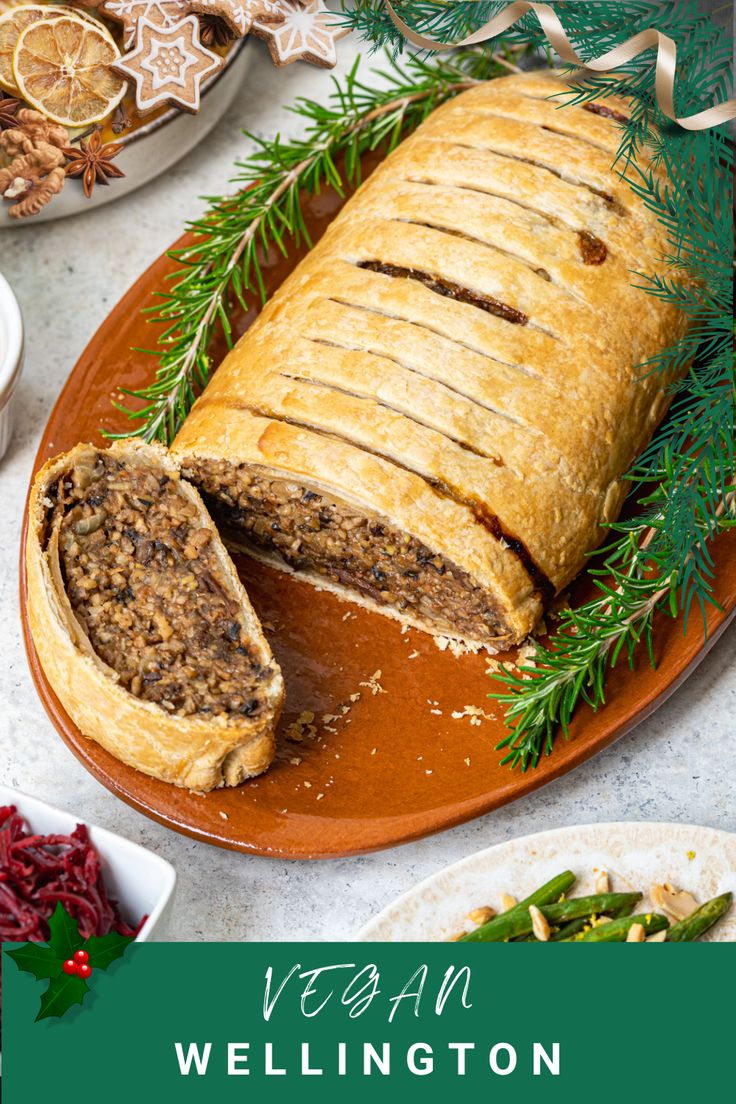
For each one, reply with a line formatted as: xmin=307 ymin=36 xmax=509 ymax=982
xmin=109 ymin=47 xmax=524 ymax=445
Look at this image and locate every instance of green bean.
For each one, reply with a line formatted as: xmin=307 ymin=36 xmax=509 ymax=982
xmin=512 ymin=870 xmax=576 ymax=912
xmin=564 ymin=912 xmax=668 ymax=942
xmin=473 ymin=871 xmax=577 ymax=942
xmin=549 ymin=899 xmax=637 ymax=942
xmin=459 ymin=892 xmax=641 ymax=943
xmin=667 ymin=893 xmax=733 ymax=942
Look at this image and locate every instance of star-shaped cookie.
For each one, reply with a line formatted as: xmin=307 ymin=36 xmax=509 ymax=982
xmin=101 ymin=0 xmax=190 ymax=48
xmin=252 ymin=0 xmax=347 ymax=68
xmin=112 ymin=15 xmax=223 ymax=114
xmin=188 ymin=0 xmax=277 ymax=39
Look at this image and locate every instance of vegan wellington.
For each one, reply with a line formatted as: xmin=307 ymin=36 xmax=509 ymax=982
xmin=174 ymin=1040 xmax=561 ymax=1079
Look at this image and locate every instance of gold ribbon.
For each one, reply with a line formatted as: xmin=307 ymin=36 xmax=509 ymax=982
xmin=385 ymin=1 xmax=736 ymax=130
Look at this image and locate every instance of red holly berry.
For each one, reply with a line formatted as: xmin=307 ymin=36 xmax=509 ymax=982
xmin=62 ymin=959 xmax=77 ymax=976
xmin=74 ymin=949 xmax=89 ymax=965
xmin=77 ymin=963 xmax=92 ymax=981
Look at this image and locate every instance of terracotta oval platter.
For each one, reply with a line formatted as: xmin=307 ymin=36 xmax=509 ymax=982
xmin=19 ymin=162 xmax=736 ymax=859
xmin=356 ymin=822 xmax=736 ymax=941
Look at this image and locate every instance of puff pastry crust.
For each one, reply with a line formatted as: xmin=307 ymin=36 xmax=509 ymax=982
xmin=173 ymin=72 xmax=688 ymax=646
xmin=26 ymin=440 xmax=284 ymax=791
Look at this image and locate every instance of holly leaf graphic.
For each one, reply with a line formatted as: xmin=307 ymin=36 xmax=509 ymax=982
xmin=35 ymin=973 xmax=89 ymax=1022
xmin=85 ymin=930 xmax=134 ymax=971
xmin=5 ymin=942 xmax=60 ymax=982
xmin=46 ymin=901 xmax=85 ymax=960
xmin=7 ymin=904 xmax=137 ymax=1022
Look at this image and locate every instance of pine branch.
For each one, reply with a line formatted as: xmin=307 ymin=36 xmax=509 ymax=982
xmin=495 ymin=490 xmax=736 ymax=771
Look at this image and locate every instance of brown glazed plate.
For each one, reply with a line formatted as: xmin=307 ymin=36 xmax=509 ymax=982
xmin=19 ymin=167 xmax=736 ymax=859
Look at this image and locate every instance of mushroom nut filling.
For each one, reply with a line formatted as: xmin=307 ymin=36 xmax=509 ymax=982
xmin=46 ymin=449 xmax=275 ymax=718
xmin=183 ymin=459 xmax=507 ymax=644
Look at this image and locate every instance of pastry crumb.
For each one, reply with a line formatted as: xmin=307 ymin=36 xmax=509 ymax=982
xmin=515 ymin=642 xmax=538 ymax=671
xmin=451 ymin=704 xmax=495 ymax=726
xmin=286 ymin=711 xmax=317 ymax=742
xmin=360 ymin=670 xmax=386 ymax=695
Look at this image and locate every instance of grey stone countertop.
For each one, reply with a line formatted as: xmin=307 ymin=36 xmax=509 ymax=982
xmin=1 ymin=35 xmax=733 ymax=942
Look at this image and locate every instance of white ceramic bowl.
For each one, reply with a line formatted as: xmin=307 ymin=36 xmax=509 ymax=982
xmin=0 ymin=268 xmax=23 ymax=460
xmin=2 ymin=38 xmax=250 ymax=226
xmin=0 ymin=785 xmax=176 ymax=941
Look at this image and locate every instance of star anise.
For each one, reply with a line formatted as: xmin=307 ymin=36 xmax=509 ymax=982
xmin=0 ymin=97 xmax=20 ymax=132
xmin=62 ymin=129 xmax=125 ymax=199
xmin=198 ymin=13 xmax=233 ymax=48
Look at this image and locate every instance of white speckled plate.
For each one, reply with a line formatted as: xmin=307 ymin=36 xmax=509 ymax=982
xmin=356 ymin=822 xmax=736 ymax=941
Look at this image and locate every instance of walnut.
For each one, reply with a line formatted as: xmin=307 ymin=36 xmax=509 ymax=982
xmin=8 ymin=109 xmax=68 ymax=152
xmin=0 ymin=109 xmax=68 ymax=219
xmin=8 ymin=166 xmax=65 ymax=219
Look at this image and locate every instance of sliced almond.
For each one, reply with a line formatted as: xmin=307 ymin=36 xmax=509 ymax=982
xmin=467 ymin=906 xmax=496 ymax=926
xmin=595 ymin=871 xmax=610 ymax=894
xmin=626 ymin=923 xmax=646 ymax=942
xmin=529 ymin=904 xmax=550 ymax=942
xmin=646 ymin=930 xmax=668 ymax=943
xmin=651 ymin=884 xmax=699 ymax=921
xmin=501 ymin=893 xmax=518 ymax=911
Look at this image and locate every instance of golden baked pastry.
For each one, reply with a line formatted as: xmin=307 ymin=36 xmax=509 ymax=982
xmin=173 ymin=71 xmax=688 ymax=647
xmin=26 ymin=440 xmax=283 ymax=790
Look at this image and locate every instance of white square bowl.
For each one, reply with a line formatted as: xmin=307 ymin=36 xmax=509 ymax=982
xmin=0 ymin=785 xmax=176 ymax=942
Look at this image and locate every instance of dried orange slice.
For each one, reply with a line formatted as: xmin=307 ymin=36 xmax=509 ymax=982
xmin=0 ymin=4 xmax=70 ymax=94
xmin=13 ymin=13 xmax=125 ymax=126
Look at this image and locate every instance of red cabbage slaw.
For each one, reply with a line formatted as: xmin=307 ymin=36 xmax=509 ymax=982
xmin=1 ymin=804 xmax=144 ymax=944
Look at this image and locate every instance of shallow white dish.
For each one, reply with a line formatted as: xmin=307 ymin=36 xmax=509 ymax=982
xmin=356 ymin=822 xmax=736 ymax=942
xmin=2 ymin=39 xmax=249 ymax=226
xmin=0 ymin=784 xmax=176 ymax=941
xmin=0 ymin=267 xmax=23 ymax=460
